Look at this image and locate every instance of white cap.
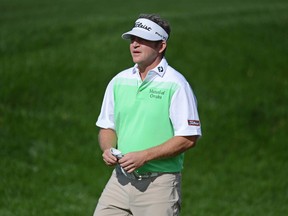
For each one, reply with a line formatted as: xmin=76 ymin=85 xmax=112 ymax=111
xmin=122 ymin=18 xmax=168 ymax=41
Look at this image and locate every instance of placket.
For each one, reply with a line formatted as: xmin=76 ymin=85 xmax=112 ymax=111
xmin=137 ymin=71 xmax=157 ymax=94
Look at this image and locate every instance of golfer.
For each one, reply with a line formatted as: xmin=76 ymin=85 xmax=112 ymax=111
xmin=93 ymin=13 xmax=202 ymax=216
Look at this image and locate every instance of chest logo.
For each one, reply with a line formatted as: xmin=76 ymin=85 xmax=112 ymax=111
xmin=149 ymin=89 xmax=165 ymax=99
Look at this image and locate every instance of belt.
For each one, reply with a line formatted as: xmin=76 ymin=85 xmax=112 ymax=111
xmin=116 ymin=165 xmax=161 ymax=180
xmin=135 ymin=172 xmax=161 ymax=180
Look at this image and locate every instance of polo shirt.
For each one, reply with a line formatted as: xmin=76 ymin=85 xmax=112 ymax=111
xmin=96 ymin=58 xmax=201 ymax=173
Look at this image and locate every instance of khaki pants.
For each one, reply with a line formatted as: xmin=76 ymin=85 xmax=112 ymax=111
xmin=93 ymin=168 xmax=182 ymax=216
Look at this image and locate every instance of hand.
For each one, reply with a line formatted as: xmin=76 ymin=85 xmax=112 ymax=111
xmin=118 ymin=151 xmax=147 ymax=173
xmin=102 ymin=148 xmax=118 ymax=166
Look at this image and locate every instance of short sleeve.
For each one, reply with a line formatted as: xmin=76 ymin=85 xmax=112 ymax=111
xmin=169 ymin=82 xmax=202 ymax=136
xmin=96 ymin=79 xmax=115 ymax=129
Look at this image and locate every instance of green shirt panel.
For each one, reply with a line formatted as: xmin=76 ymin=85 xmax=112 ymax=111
xmin=114 ymin=77 xmax=183 ymax=173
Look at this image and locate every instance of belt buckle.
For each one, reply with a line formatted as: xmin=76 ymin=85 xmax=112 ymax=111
xmin=125 ymin=170 xmax=144 ymax=180
xmin=134 ymin=172 xmax=142 ymax=181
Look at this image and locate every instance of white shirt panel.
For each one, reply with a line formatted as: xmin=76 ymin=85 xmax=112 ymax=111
xmin=96 ymin=59 xmax=201 ymax=137
xmin=96 ymin=78 xmax=115 ymax=129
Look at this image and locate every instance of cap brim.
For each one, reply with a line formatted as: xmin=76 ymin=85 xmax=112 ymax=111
xmin=121 ymin=29 xmax=162 ymax=41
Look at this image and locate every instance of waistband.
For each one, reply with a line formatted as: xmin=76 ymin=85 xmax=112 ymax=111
xmin=115 ymin=165 xmax=179 ymax=181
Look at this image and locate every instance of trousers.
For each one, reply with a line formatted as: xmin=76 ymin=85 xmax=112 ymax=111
xmin=93 ymin=168 xmax=182 ymax=216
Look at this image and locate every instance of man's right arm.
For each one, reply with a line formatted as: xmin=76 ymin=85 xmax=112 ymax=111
xmin=98 ymin=128 xmax=118 ymax=166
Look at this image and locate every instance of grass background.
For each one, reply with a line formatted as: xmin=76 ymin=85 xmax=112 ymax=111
xmin=1 ymin=0 xmax=287 ymax=215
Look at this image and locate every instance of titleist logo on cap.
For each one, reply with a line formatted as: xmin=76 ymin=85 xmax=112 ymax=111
xmin=122 ymin=18 xmax=169 ymax=41
xmin=135 ymin=21 xmax=152 ymax=31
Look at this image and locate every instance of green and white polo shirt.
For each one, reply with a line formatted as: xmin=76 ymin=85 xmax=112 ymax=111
xmin=96 ymin=58 xmax=201 ymax=173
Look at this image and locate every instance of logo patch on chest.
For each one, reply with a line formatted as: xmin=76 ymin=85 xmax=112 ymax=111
xmin=149 ymin=88 xmax=165 ymax=99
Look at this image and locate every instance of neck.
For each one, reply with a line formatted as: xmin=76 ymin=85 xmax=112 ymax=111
xmin=138 ymin=57 xmax=162 ymax=80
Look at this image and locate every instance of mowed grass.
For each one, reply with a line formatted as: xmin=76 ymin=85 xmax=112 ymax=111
xmin=1 ymin=0 xmax=288 ymax=215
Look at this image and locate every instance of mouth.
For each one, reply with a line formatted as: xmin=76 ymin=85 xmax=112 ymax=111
xmin=132 ymin=50 xmax=141 ymax=57
xmin=132 ymin=50 xmax=141 ymax=54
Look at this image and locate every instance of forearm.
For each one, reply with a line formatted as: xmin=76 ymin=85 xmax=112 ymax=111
xmin=144 ymin=135 xmax=198 ymax=162
xmin=98 ymin=128 xmax=117 ymax=151
xmin=118 ymin=135 xmax=198 ymax=173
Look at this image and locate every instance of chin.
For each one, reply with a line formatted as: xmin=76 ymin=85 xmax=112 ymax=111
xmin=132 ymin=57 xmax=142 ymax=64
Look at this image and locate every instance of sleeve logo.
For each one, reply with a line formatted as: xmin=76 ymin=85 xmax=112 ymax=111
xmin=188 ymin=120 xmax=200 ymax=126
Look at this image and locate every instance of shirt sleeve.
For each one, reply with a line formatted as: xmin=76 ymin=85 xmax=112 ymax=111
xmin=169 ymin=81 xmax=202 ymax=136
xmin=96 ymin=78 xmax=115 ymax=129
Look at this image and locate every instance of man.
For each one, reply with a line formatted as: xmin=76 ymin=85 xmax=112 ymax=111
xmin=93 ymin=13 xmax=202 ymax=216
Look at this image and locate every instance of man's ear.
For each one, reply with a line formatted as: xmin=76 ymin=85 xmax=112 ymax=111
xmin=159 ymin=41 xmax=167 ymax=54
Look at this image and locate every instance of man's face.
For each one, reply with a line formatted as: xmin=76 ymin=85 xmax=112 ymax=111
xmin=129 ymin=36 xmax=164 ymax=66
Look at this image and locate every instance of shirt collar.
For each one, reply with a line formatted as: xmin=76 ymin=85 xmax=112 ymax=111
xmin=132 ymin=58 xmax=168 ymax=78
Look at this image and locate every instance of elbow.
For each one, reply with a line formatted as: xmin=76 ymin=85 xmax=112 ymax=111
xmin=186 ymin=135 xmax=199 ymax=149
xmin=188 ymin=140 xmax=197 ymax=149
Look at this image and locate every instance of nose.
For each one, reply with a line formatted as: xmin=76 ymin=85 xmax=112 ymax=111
xmin=131 ymin=39 xmax=139 ymax=47
xmin=130 ymin=36 xmax=142 ymax=47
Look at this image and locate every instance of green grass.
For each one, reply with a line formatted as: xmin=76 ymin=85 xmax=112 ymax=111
xmin=1 ymin=0 xmax=288 ymax=215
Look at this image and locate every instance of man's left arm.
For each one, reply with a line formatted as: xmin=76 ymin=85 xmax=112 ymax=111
xmin=118 ymin=135 xmax=198 ymax=173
